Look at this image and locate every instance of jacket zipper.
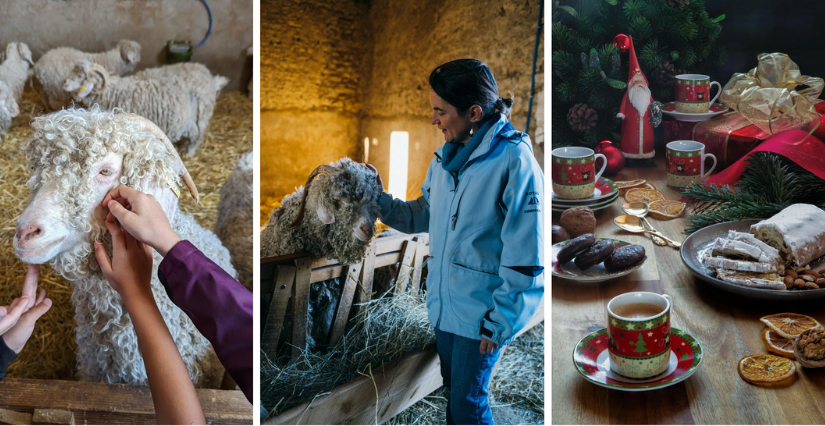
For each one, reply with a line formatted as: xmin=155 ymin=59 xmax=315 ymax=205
xmin=439 ymin=171 xmax=462 ymax=329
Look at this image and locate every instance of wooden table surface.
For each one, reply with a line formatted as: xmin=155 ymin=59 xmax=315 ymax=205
xmin=551 ymin=154 xmax=825 ymax=425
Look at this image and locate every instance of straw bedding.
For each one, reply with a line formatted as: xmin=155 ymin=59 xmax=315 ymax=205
xmin=0 ymin=86 xmax=251 ymax=380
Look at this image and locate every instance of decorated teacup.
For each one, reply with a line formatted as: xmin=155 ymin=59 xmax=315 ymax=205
xmin=607 ymin=292 xmax=673 ymax=379
xmin=551 ymin=147 xmax=607 ymax=200
xmin=675 ymin=74 xmax=721 ymax=113
xmin=666 ymin=140 xmax=717 ymax=189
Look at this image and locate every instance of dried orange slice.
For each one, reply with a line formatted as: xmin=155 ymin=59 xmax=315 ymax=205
xmin=624 ymin=188 xmax=666 ymax=204
xmin=648 ymin=200 xmax=686 ymax=220
xmin=760 ymin=313 xmax=821 ymax=339
xmin=761 ymin=328 xmax=795 ymax=358
xmin=640 ymin=182 xmax=657 ymax=191
xmin=616 ymin=180 xmax=648 ymax=197
xmin=738 ymin=354 xmax=796 ymax=385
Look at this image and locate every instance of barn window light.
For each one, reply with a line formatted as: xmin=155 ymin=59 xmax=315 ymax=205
xmin=389 ymin=131 xmax=409 ymax=200
xmin=364 ymin=137 xmax=370 ymax=163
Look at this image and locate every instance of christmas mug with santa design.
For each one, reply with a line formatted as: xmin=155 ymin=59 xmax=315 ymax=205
xmin=675 ymin=74 xmax=721 ymax=113
xmin=607 ymin=292 xmax=673 ymax=379
xmin=666 ymin=140 xmax=717 ymax=189
xmin=551 ymin=147 xmax=607 ymax=200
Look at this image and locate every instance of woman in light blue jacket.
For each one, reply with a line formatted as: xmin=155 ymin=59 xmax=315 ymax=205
xmin=375 ymin=59 xmax=544 ymax=425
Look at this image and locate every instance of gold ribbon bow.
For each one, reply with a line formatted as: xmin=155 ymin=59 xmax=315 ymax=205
xmin=719 ymin=52 xmax=823 ymax=135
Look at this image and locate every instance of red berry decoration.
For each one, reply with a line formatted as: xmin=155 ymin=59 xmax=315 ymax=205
xmin=613 ymin=34 xmax=631 ymax=53
xmin=595 ymin=140 xmax=625 ymax=176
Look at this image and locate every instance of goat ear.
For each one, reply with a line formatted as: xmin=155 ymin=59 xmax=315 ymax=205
xmin=139 ymin=177 xmax=179 ymax=222
xmin=18 ymin=43 xmax=32 ymax=66
xmin=316 ymin=204 xmax=335 ymax=224
xmin=89 ymin=64 xmax=108 ymax=95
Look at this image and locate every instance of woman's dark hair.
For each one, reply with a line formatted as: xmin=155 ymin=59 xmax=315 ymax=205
xmin=429 ymin=59 xmax=513 ymax=120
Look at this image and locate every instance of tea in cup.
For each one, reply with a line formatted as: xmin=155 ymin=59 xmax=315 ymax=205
xmin=675 ymin=74 xmax=721 ymax=113
xmin=607 ymin=292 xmax=673 ymax=379
xmin=666 ymin=140 xmax=717 ymax=189
xmin=551 ymin=147 xmax=607 ymax=200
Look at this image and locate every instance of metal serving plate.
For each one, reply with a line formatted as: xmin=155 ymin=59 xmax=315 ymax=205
xmin=680 ymin=219 xmax=825 ymax=300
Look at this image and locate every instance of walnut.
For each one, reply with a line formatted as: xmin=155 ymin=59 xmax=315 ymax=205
xmin=559 ymin=206 xmax=597 ymax=238
xmin=794 ymin=327 xmax=825 ymax=368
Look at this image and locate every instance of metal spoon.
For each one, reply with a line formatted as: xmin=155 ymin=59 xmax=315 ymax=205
xmin=614 ymin=215 xmax=682 ymax=248
xmin=622 ymin=202 xmax=667 ymax=246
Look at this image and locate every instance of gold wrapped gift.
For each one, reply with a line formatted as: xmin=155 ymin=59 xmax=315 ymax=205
xmin=719 ymin=53 xmax=823 ymax=134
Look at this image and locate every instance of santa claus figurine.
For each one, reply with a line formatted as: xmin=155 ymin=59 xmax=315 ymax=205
xmin=617 ymin=36 xmax=655 ymax=160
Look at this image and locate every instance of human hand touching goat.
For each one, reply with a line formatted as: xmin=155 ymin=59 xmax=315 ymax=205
xmin=99 ymin=185 xmax=182 ymax=257
xmin=0 ymin=264 xmax=52 ymax=354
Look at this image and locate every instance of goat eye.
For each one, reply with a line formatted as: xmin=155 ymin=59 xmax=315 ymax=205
xmin=99 ymin=168 xmax=114 ymax=176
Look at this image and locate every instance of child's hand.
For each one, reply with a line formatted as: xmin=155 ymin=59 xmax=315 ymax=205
xmin=100 ymin=185 xmax=181 ymax=257
xmin=479 ymin=337 xmax=499 ymax=354
xmin=2 ymin=264 xmax=53 ymax=354
xmin=94 ymin=219 xmax=155 ymax=302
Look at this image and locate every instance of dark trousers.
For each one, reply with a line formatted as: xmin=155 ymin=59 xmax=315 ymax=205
xmin=434 ymin=328 xmax=502 ymax=425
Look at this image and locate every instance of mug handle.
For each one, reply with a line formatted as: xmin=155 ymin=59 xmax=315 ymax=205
xmin=701 ymin=153 xmax=717 ymax=179
xmin=707 ymin=81 xmax=722 ymax=110
xmin=594 ymin=153 xmax=608 ymax=182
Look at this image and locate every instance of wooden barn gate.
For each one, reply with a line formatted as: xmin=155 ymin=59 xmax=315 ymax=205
xmin=260 ymin=232 xmax=544 ymax=424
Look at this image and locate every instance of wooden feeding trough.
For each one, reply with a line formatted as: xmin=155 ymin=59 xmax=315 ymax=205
xmin=261 ymin=232 xmax=544 ymax=424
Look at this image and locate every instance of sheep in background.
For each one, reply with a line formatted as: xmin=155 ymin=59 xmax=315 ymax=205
xmin=216 ymin=151 xmax=253 ymax=291
xmin=33 ymin=40 xmax=140 ymax=110
xmin=63 ymin=60 xmax=228 ymax=157
xmin=13 ymin=106 xmax=234 ymax=386
xmin=261 ymin=157 xmax=383 ymax=349
xmin=0 ymin=42 xmax=33 ymax=135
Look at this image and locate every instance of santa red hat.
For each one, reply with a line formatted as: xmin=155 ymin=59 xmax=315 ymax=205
xmin=627 ymin=36 xmax=648 ymax=86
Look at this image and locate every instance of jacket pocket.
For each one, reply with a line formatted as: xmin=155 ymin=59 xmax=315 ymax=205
xmin=446 ymin=262 xmax=502 ymax=327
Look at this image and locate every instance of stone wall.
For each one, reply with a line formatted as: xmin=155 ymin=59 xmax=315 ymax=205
xmin=0 ymin=0 xmax=253 ymax=91
xmin=260 ymin=0 xmax=543 ymax=213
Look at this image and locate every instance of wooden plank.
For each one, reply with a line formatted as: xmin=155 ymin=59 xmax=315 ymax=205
xmin=260 ymin=234 xmax=428 ymax=266
xmin=353 ymin=245 xmax=376 ymax=316
xmin=409 ymin=237 xmax=426 ymax=296
xmin=262 ymin=265 xmax=296 ymax=356
xmin=310 ymin=252 xmax=404 ymax=283
xmin=394 ymin=241 xmax=416 ymax=294
xmin=291 ymin=257 xmax=313 ymax=357
xmin=327 ymin=261 xmax=363 ymax=346
xmin=265 ymin=345 xmax=442 ymax=425
xmin=0 ymin=379 xmax=251 ymax=424
xmin=260 ymin=261 xmax=279 ymax=303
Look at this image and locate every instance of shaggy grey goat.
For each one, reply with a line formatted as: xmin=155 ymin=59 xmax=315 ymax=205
xmin=260 ymin=157 xmax=383 ymax=349
xmin=0 ymin=42 xmax=33 ymax=135
xmin=63 ymin=60 xmax=228 ymax=157
xmin=34 ymin=40 xmax=140 ymax=110
xmin=14 ymin=106 xmax=233 ymax=386
xmin=216 ymin=152 xmax=253 ymax=291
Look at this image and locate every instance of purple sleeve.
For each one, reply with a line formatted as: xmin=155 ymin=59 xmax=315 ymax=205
xmin=158 ymin=240 xmax=252 ymax=402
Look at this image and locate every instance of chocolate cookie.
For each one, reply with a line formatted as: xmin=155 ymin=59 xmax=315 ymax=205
xmin=574 ymin=239 xmax=615 ymax=270
xmin=604 ymin=244 xmax=646 ymax=272
xmin=556 ymin=234 xmax=596 ymax=264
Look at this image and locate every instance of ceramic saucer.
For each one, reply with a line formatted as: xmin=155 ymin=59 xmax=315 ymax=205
xmin=552 ymin=193 xmax=618 ymax=213
xmin=573 ymin=327 xmax=703 ymax=391
xmin=552 ymin=238 xmax=644 ymax=282
xmin=552 ymin=177 xmax=618 ymax=205
xmin=662 ymin=102 xmax=729 ymax=123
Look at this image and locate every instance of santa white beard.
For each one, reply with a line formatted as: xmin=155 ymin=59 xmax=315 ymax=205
xmin=629 ymin=84 xmax=651 ymax=116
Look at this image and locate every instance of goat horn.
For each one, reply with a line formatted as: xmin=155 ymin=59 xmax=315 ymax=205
xmin=89 ymin=63 xmax=108 ymax=94
xmin=292 ymin=164 xmax=336 ymax=227
xmin=122 ymin=114 xmax=200 ymax=203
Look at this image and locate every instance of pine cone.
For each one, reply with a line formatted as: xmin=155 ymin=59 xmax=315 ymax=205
xmin=664 ymin=0 xmax=689 ymax=8
xmin=567 ymin=104 xmax=598 ymax=132
xmin=652 ymin=61 xmax=687 ymax=87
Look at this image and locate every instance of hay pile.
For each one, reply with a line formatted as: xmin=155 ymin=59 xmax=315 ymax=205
xmin=0 ymin=86 xmax=251 ymax=380
xmin=389 ymin=322 xmax=545 ymax=425
xmin=261 ymin=290 xmax=435 ymax=419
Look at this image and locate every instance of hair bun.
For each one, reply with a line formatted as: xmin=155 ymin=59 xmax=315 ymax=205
xmin=494 ymin=95 xmax=514 ymax=118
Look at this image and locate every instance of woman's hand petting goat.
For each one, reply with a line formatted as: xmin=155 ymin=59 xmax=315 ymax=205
xmin=100 ymin=185 xmax=182 ymax=257
xmin=94 ymin=195 xmax=205 ymax=425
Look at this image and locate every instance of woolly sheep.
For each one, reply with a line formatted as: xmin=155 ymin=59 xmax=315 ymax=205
xmin=215 ymin=151 xmax=253 ymax=291
xmin=33 ymin=40 xmax=141 ymax=110
xmin=260 ymin=157 xmax=383 ymax=348
xmin=0 ymin=42 xmax=33 ymax=135
xmin=63 ymin=60 xmax=228 ymax=157
xmin=13 ymin=106 xmax=235 ymax=386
